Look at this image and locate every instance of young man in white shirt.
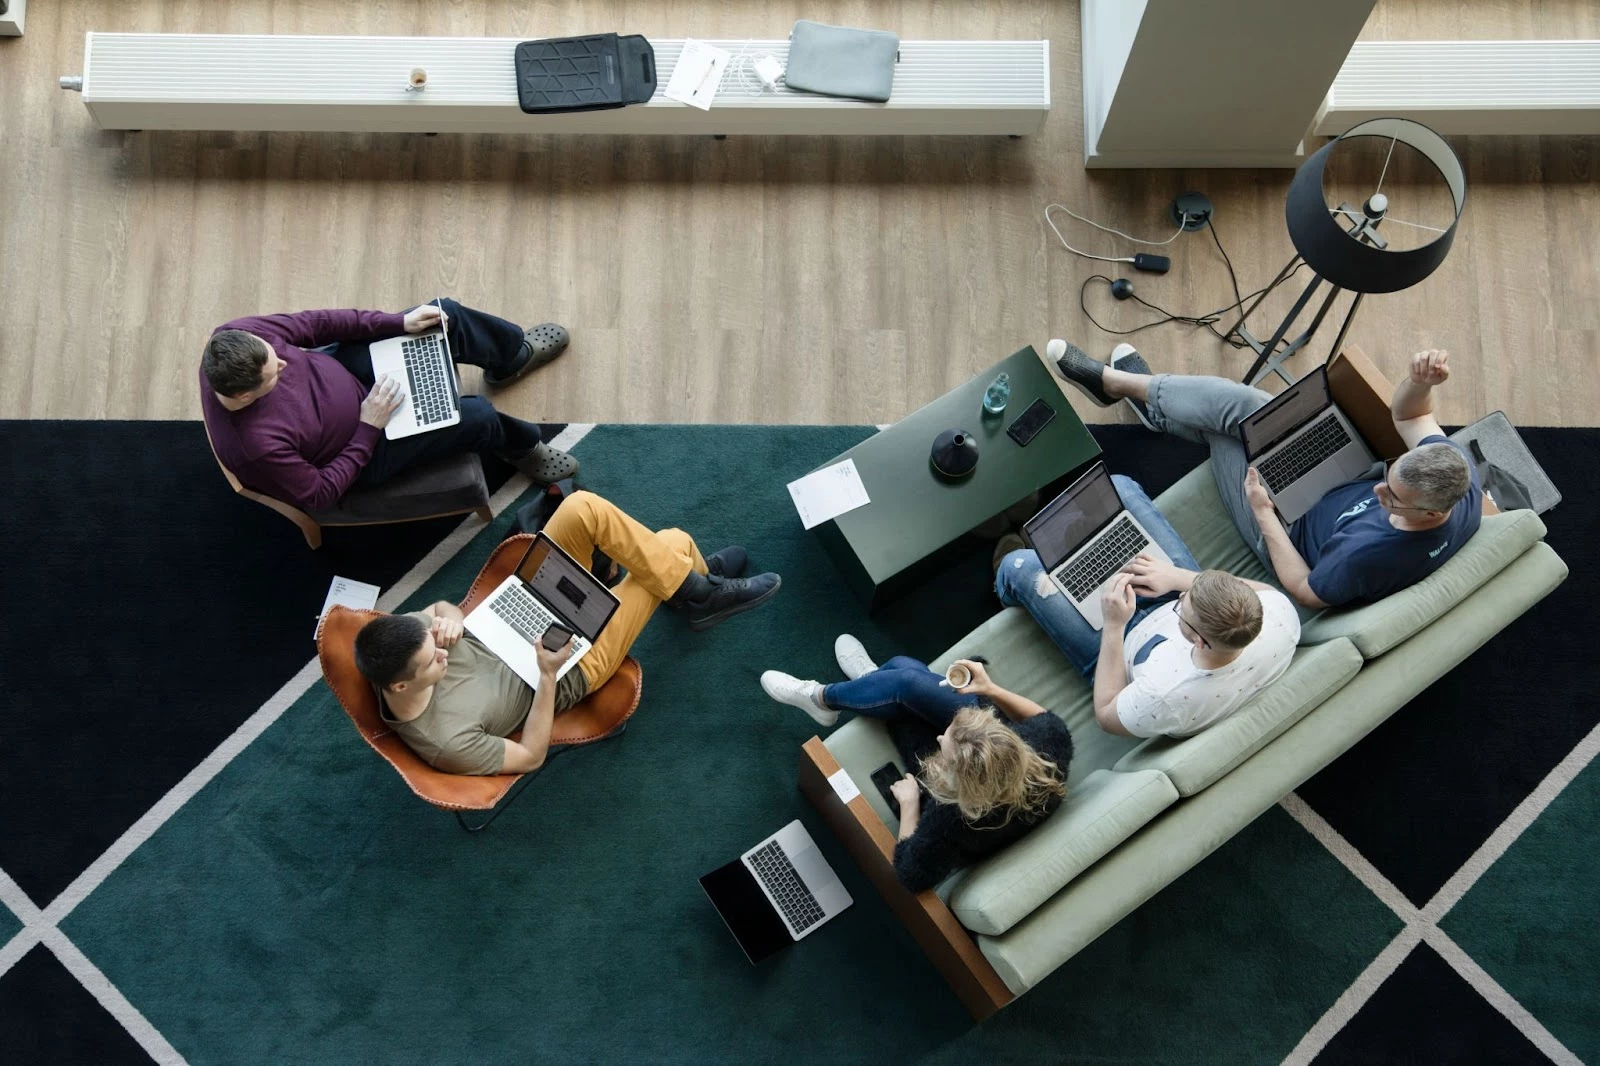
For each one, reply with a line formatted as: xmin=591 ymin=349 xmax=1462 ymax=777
xmin=994 ymin=474 xmax=1299 ymax=738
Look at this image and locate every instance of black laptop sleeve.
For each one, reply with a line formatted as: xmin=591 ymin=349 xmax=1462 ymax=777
xmin=514 ymin=34 xmax=657 ymax=114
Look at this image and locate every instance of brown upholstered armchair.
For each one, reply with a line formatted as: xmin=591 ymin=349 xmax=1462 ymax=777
xmin=317 ymin=534 xmax=643 ymax=830
xmin=204 ymin=419 xmax=494 ymax=549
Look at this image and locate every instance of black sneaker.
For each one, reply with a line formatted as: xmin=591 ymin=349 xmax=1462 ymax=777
xmin=1110 ymin=344 xmax=1158 ymax=431
xmin=705 ymin=545 xmax=748 ymax=578
xmin=685 ymin=572 xmax=782 ymax=632
xmin=1047 ymin=338 xmax=1115 ymax=406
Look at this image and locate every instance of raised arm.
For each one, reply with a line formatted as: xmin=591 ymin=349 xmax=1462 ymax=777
xmin=1390 ymin=349 xmax=1450 ymax=450
xmin=220 ymin=308 xmax=407 ymax=351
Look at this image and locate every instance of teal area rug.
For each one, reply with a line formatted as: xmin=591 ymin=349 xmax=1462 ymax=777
xmin=45 ymin=425 xmax=1595 ymax=1064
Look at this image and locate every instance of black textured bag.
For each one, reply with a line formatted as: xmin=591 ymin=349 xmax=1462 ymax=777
xmin=513 ymin=479 xmax=622 ymax=586
xmin=1468 ymin=439 xmax=1534 ymax=512
xmin=514 ymin=34 xmax=657 ymax=114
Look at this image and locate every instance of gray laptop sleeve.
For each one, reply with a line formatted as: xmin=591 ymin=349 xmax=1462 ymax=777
xmin=783 ymin=20 xmax=900 ymax=103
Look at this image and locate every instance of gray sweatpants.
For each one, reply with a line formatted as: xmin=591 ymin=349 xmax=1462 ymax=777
xmin=1144 ymin=374 xmax=1276 ymax=570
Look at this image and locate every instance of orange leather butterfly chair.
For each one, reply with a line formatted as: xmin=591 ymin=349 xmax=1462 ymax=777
xmin=317 ymin=533 xmax=642 ymax=831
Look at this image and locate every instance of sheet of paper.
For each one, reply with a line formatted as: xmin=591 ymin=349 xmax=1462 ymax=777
xmin=827 ymin=768 xmax=861 ymax=805
xmin=316 ymin=576 xmax=381 ymax=637
xmin=663 ymin=39 xmax=731 ymax=110
xmin=786 ymin=459 xmax=871 ymax=530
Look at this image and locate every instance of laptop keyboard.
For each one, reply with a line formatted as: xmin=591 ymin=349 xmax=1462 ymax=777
xmin=1053 ymin=515 xmax=1150 ymax=601
xmin=747 ymin=841 xmax=825 ymax=934
xmin=1255 ymin=414 xmax=1353 ymax=493
xmin=487 ymin=584 xmax=592 ymax=660
xmin=400 ymin=334 xmax=459 ymax=426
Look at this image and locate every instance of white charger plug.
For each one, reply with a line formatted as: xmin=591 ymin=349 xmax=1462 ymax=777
xmin=753 ymin=56 xmax=784 ymax=90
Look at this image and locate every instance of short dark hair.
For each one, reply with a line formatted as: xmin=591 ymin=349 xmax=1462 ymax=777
xmin=202 ymin=330 xmax=270 ymax=396
xmin=354 ymin=614 xmax=430 ymax=688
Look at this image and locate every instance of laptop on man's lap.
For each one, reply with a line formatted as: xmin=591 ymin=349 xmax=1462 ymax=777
xmin=1022 ymin=461 xmax=1174 ymax=629
xmin=464 ymin=533 xmax=620 ymax=689
xmin=1241 ymin=364 xmax=1375 ymax=523
xmin=370 ymin=299 xmax=463 ymax=440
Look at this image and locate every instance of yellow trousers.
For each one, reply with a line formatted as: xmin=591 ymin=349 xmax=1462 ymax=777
xmin=540 ymin=491 xmax=708 ymax=690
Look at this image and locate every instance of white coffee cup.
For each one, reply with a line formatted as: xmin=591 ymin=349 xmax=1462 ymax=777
xmin=943 ymin=662 xmax=973 ymax=689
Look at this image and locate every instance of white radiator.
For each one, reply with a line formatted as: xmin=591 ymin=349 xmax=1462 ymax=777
xmin=65 ymin=33 xmax=1051 ymax=136
xmin=1316 ymin=40 xmax=1600 ymax=136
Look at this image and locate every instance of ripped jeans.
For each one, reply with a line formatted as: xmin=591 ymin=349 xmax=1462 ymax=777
xmin=994 ymin=475 xmax=1200 ymax=679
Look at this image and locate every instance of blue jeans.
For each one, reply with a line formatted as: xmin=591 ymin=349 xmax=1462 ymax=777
xmin=994 ymin=475 xmax=1200 ymax=680
xmin=822 ymin=656 xmax=979 ymax=730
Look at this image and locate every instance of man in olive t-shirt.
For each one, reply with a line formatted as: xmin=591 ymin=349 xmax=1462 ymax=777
xmin=377 ymin=609 xmax=585 ymax=775
xmin=353 ymin=490 xmax=783 ymax=776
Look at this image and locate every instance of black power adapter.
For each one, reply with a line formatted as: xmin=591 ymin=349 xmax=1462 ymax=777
xmin=1132 ymin=253 xmax=1170 ymax=273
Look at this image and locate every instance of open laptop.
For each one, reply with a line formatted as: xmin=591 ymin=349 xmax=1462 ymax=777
xmin=1241 ymin=364 xmax=1375 ymax=523
xmin=1021 ymin=461 xmax=1174 ymax=630
xmin=699 ymin=820 xmax=852 ymax=964
xmin=370 ymin=299 xmax=462 ymax=440
xmin=463 ymin=533 xmax=621 ymax=689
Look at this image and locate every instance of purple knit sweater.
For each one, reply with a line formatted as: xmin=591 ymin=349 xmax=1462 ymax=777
xmin=201 ymin=309 xmax=405 ymax=512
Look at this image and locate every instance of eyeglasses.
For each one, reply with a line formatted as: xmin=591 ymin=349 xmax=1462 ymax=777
xmin=1171 ymin=591 xmax=1211 ymax=649
xmin=1377 ymin=458 xmax=1436 ymax=514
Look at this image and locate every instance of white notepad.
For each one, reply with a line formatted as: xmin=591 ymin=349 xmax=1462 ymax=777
xmin=664 ymin=39 xmax=731 ymax=110
xmin=787 ymin=459 xmax=871 ymax=530
xmin=316 ymin=576 xmax=380 ymax=637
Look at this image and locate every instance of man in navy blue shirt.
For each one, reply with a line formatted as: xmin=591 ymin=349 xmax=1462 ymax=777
xmin=1054 ymin=343 xmax=1480 ymax=609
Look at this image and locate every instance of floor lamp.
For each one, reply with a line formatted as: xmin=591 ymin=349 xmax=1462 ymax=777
xmin=1229 ymin=118 xmax=1467 ymax=386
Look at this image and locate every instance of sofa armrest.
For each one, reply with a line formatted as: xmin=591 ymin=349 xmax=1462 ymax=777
xmin=797 ymin=738 xmax=1014 ymax=1021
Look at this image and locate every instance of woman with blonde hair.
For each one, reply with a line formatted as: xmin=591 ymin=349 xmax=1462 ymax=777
xmin=761 ymin=638 xmax=1072 ymax=892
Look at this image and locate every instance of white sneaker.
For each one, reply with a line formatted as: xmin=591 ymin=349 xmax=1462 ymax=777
xmin=760 ymin=670 xmax=838 ymax=728
xmin=833 ymin=634 xmax=878 ymax=680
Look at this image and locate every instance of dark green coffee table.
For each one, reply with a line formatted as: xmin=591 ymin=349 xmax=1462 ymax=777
xmin=812 ymin=346 xmax=1101 ymax=611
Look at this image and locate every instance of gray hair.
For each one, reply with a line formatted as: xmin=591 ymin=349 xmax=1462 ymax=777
xmin=1394 ymin=442 xmax=1471 ymax=512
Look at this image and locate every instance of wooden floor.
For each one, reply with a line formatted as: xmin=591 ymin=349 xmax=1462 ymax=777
xmin=2 ymin=0 xmax=1596 ymax=427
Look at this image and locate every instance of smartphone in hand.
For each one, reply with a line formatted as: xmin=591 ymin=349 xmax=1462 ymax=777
xmin=541 ymin=624 xmax=573 ymax=651
xmin=870 ymin=761 xmax=905 ymax=818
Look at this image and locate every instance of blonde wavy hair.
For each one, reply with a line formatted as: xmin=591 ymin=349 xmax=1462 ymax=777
xmin=918 ymin=705 xmax=1067 ymax=827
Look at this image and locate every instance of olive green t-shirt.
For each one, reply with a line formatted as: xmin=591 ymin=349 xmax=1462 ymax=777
xmin=379 ymin=611 xmax=588 ymax=776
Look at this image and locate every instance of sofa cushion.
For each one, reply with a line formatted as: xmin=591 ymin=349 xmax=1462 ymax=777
xmin=1151 ymin=463 xmax=1275 ymax=583
xmin=943 ymin=768 xmax=1178 ymax=936
xmin=1299 ymin=510 xmax=1548 ymax=658
xmin=1113 ymin=637 xmax=1362 ymax=795
xmin=933 ymin=607 xmax=1140 ymax=782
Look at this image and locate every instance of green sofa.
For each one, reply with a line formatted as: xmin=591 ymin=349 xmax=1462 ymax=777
xmin=818 ymin=456 xmax=1568 ymax=1009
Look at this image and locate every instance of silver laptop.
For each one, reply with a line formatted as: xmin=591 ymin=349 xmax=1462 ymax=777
xmin=700 ymin=820 xmax=852 ymax=963
xmin=1242 ymin=364 xmax=1375 ymax=523
xmin=1022 ymin=461 xmax=1175 ymax=630
xmin=463 ymin=533 xmax=621 ymax=689
xmin=370 ymin=300 xmax=462 ymax=440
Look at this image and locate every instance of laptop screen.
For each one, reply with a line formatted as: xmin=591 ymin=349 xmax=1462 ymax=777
xmin=514 ymin=534 xmax=620 ymax=642
xmin=1023 ymin=463 xmax=1123 ymax=570
xmin=1241 ymin=365 xmax=1331 ymax=459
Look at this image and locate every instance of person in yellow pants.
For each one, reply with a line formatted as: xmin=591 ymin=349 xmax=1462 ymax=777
xmin=352 ymin=490 xmax=780 ymax=776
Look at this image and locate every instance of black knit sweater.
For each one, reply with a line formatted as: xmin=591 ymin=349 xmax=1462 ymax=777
xmin=890 ymin=712 xmax=1075 ymax=893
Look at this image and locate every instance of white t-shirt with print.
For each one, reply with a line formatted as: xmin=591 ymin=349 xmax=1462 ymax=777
xmin=1114 ymin=588 xmax=1300 ymax=738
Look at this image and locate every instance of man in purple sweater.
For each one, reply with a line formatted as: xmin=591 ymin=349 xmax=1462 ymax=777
xmin=200 ymin=299 xmax=578 ymax=514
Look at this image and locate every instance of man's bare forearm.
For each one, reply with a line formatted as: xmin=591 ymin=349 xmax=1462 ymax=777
xmin=1257 ymin=515 xmax=1323 ymax=608
xmin=518 ymin=677 xmax=559 ymax=768
xmin=1391 ymin=375 xmax=1436 ymax=424
xmin=1093 ymin=630 xmax=1128 ymax=715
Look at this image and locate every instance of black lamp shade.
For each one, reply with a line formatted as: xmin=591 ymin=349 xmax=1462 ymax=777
xmin=1285 ymin=118 xmax=1466 ymax=295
